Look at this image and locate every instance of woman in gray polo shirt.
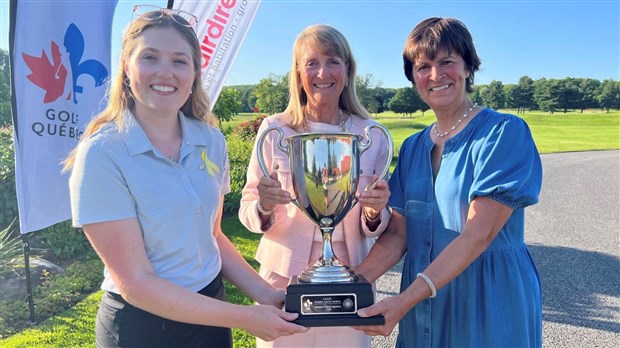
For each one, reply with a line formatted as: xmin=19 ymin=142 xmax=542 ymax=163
xmin=64 ymin=6 xmax=307 ymax=347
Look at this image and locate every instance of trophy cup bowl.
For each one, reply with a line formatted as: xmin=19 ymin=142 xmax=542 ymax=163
xmin=257 ymin=123 xmax=393 ymax=327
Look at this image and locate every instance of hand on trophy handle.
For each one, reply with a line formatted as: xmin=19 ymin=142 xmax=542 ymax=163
xmin=356 ymin=175 xmax=391 ymax=219
xmin=257 ymin=171 xmax=291 ymax=212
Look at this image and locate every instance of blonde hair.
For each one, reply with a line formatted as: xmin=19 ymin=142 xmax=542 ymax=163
xmin=63 ymin=12 xmax=215 ymax=170
xmin=284 ymin=24 xmax=369 ymax=127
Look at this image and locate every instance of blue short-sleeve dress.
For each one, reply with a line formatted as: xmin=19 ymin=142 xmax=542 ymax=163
xmin=388 ymin=108 xmax=543 ymax=347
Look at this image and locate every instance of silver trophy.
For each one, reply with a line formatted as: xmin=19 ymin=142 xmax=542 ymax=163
xmin=256 ymin=123 xmax=393 ymax=326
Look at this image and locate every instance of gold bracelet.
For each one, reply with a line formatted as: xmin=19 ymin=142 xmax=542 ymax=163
xmin=364 ymin=208 xmax=380 ymax=222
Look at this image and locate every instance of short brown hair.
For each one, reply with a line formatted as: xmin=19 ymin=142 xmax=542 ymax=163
xmin=403 ymin=17 xmax=481 ymax=93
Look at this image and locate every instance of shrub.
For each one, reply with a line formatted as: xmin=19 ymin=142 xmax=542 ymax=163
xmin=0 ymin=126 xmax=17 ymax=232
xmin=233 ymin=114 xmax=266 ymax=141
xmin=0 ymin=257 xmax=103 ymax=338
xmin=224 ymin=134 xmax=254 ymax=215
xmin=38 ymin=221 xmax=90 ymax=261
xmin=0 ymin=102 xmax=11 ymax=127
xmin=0 ymin=220 xmax=21 ymax=277
xmin=222 ymin=114 xmax=265 ymax=215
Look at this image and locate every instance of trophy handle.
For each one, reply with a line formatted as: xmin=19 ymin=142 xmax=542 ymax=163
xmin=358 ymin=123 xmax=394 ymax=191
xmin=255 ymin=126 xmax=303 ymax=209
xmin=256 ymin=125 xmax=289 ymax=177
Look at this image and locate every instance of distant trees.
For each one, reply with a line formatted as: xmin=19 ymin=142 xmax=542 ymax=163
xmin=225 ymin=74 xmax=618 ymax=119
xmin=534 ymin=79 xmax=561 ymax=113
xmin=355 ymin=73 xmax=384 ymax=115
xmin=481 ymin=80 xmax=505 ymax=110
xmin=252 ymin=74 xmax=288 ymax=115
xmin=509 ymin=76 xmax=536 ymax=113
xmin=388 ymin=87 xmax=428 ymax=117
xmin=212 ymin=87 xmax=241 ymax=123
xmin=557 ymin=78 xmax=581 ymax=113
xmin=211 ymin=62 xmax=619 ymax=119
xmin=599 ymin=79 xmax=620 ymax=113
xmin=579 ymin=79 xmax=601 ymax=112
xmin=388 ymin=88 xmax=416 ymax=117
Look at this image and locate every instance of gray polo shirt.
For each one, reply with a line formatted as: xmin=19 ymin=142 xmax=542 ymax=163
xmin=70 ymin=111 xmax=230 ymax=293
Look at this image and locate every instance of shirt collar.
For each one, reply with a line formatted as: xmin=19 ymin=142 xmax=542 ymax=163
xmin=121 ymin=110 xmax=209 ymax=157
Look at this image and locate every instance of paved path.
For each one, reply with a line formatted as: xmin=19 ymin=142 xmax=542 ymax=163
xmin=371 ymin=150 xmax=620 ymax=347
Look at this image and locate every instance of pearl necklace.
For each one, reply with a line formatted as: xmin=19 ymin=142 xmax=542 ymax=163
xmin=433 ymin=103 xmax=478 ymax=138
xmin=304 ymin=109 xmax=345 ymax=133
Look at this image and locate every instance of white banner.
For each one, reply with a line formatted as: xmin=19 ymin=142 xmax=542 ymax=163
xmin=174 ymin=0 xmax=261 ymax=108
xmin=10 ymin=0 xmax=118 ymax=233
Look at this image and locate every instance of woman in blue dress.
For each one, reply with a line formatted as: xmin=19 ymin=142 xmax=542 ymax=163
xmin=355 ymin=17 xmax=543 ymax=347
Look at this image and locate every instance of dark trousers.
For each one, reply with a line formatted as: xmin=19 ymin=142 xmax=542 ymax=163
xmin=95 ymin=273 xmax=233 ymax=348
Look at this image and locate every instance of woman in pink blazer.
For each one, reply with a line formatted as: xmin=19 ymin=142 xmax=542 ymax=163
xmin=239 ymin=24 xmax=392 ymax=348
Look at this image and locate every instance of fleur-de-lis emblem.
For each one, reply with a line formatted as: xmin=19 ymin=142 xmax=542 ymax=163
xmin=200 ymin=149 xmax=220 ymax=176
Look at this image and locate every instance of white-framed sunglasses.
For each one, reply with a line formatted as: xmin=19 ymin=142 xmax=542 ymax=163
xmin=131 ymin=4 xmax=198 ymax=27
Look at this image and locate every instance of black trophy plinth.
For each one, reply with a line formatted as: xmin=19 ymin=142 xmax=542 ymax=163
xmin=285 ymin=275 xmax=385 ymax=327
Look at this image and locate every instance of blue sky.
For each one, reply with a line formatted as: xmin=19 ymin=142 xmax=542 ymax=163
xmin=2 ymin=0 xmax=619 ymax=88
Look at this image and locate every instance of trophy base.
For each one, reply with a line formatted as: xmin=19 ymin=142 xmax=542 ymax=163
xmin=285 ymin=275 xmax=385 ymax=327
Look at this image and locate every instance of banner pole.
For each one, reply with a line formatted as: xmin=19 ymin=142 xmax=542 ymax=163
xmin=21 ymin=233 xmax=37 ymax=325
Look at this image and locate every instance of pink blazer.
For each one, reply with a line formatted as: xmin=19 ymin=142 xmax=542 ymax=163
xmin=238 ymin=113 xmax=392 ymax=278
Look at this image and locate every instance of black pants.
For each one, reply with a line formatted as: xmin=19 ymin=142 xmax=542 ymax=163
xmin=96 ymin=273 xmax=233 ymax=348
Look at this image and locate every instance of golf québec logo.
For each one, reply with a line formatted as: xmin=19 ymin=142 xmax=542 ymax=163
xmin=21 ymin=23 xmax=108 ymax=139
xmin=22 ymin=23 xmax=108 ymax=105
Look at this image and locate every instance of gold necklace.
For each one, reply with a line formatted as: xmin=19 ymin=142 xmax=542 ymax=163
xmin=433 ymin=103 xmax=478 ymax=138
xmin=303 ymin=109 xmax=345 ymax=133
xmin=152 ymin=141 xmax=180 ymax=162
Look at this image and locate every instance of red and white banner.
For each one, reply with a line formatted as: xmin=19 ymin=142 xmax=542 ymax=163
xmin=174 ymin=0 xmax=261 ymax=107
xmin=10 ymin=0 xmax=118 ymax=233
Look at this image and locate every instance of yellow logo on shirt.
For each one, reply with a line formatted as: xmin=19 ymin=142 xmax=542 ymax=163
xmin=201 ymin=149 xmax=220 ymax=176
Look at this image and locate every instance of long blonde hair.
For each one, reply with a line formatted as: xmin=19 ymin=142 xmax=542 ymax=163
xmin=63 ymin=12 xmax=215 ymax=170
xmin=284 ymin=24 xmax=369 ymax=127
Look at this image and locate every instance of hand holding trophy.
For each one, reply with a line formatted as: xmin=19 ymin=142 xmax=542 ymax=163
xmin=256 ymin=123 xmax=393 ymax=327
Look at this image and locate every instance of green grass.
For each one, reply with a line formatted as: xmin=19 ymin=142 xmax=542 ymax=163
xmin=522 ymin=112 xmax=620 ymax=152
xmin=224 ymin=109 xmax=620 ymax=154
xmin=1 ymin=291 xmax=101 ymax=348
xmin=1 ymin=108 xmax=618 ymax=347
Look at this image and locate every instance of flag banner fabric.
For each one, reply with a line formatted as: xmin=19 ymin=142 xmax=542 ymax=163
xmin=10 ymin=0 xmax=118 ymax=233
xmin=174 ymin=0 xmax=261 ymax=108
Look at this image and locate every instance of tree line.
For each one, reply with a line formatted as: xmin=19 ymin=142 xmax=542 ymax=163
xmin=214 ymin=73 xmax=619 ymax=122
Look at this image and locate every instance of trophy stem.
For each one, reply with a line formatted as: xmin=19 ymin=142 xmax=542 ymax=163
xmin=298 ymin=225 xmax=358 ymax=283
xmin=320 ymin=227 xmax=337 ymax=265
